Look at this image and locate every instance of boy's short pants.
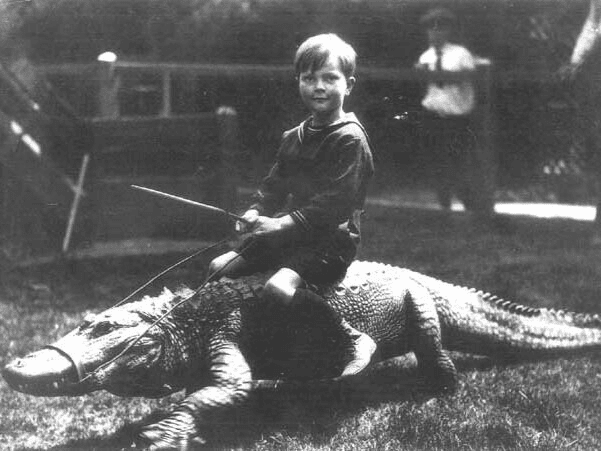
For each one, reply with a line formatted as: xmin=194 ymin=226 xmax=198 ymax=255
xmin=236 ymin=232 xmax=356 ymax=286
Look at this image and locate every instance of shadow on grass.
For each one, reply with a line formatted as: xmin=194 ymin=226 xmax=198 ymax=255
xmin=12 ymin=354 xmax=502 ymax=451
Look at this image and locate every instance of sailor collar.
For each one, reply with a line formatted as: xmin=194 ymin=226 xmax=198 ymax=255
xmin=294 ymin=113 xmax=364 ymax=159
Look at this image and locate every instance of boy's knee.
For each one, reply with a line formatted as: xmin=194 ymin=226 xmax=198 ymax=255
xmin=263 ymin=269 xmax=303 ymax=304
xmin=208 ymin=256 xmax=225 ymax=275
xmin=208 ymin=251 xmax=242 ymax=278
xmin=263 ymin=280 xmax=292 ymax=304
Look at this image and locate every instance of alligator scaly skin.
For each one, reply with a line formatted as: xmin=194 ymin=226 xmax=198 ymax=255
xmin=4 ymin=260 xmax=601 ymax=449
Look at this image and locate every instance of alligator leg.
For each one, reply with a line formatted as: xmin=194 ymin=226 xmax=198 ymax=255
xmin=405 ymin=279 xmax=458 ymax=394
xmin=137 ymin=343 xmax=252 ymax=450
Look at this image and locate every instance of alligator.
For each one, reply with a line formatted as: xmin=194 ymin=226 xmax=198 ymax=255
xmin=4 ymin=260 xmax=601 ymax=450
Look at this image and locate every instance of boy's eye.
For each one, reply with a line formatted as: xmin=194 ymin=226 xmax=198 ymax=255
xmin=300 ymin=73 xmax=341 ymax=84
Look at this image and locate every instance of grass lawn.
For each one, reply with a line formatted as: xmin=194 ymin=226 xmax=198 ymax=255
xmin=1 ymin=203 xmax=601 ymax=450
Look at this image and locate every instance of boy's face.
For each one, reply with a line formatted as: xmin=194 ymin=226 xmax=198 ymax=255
xmin=298 ymin=55 xmax=355 ymax=126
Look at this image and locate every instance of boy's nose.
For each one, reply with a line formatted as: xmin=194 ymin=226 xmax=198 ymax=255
xmin=314 ymin=79 xmax=326 ymax=90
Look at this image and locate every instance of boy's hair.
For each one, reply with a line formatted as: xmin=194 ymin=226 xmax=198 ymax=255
xmin=294 ymin=33 xmax=357 ymax=78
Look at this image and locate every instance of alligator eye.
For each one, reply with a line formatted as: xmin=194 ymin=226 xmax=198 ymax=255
xmin=79 ymin=313 xmax=97 ymax=330
xmin=89 ymin=321 xmax=113 ymax=338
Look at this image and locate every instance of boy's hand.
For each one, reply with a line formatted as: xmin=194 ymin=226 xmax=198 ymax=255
xmin=252 ymin=215 xmax=296 ymax=237
xmin=235 ymin=209 xmax=259 ymax=233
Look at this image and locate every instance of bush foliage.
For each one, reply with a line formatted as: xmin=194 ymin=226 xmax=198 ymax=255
xmin=0 ymin=0 xmax=586 ymax=68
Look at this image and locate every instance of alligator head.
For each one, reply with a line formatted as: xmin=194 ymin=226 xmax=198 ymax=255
xmin=2 ymin=288 xmax=191 ymax=398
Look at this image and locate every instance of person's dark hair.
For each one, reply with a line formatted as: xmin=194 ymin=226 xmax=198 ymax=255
xmin=419 ymin=7 xmax=457 ymax=29
xmin=294 ymin=33 xmax=357 ymax=78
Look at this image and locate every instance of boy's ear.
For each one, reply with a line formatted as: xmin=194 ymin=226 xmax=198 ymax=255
xmin=346 ymin=76 xmax=356 ymax=95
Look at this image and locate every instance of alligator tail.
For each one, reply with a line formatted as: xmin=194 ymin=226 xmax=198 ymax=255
xmin=429 ymin=279 xmax=601 ymax=360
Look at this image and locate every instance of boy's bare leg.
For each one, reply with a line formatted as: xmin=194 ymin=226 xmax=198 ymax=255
xmin=266 ymin=268 xmax=377 ymax=377
xmin=262 ymin=268 xmax=303 ymax=302
xmin=208 ymin=251 xmax=250 ymax=280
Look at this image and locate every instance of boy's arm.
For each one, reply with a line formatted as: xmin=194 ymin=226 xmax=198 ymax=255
xmin=247 ymin=214 xmax=296 ymax=237
xmin=249 ymin=160 xmax=288 ymax=217
xmin=250 ymin=135 xmax=370 ymax=236
xmin=242 ymin=159 xmax=297 ymax=236
xmin=293 ymin=134 xmax=372 ymax=231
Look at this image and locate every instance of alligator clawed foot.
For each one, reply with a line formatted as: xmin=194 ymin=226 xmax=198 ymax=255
xmin=416 ymin=367 xmax=458 ymax=396
xmin=136 ymin=409 xmax=205 ymax=450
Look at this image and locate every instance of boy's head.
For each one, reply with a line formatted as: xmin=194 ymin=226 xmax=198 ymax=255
xmin=294 ymin=33 xmax=357 ymax=79
xmin=294 ymin=34 xmax=357 ymax=126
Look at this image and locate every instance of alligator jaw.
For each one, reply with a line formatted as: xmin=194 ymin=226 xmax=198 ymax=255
xmin=2 ymin=348 xmax=86 ymax=396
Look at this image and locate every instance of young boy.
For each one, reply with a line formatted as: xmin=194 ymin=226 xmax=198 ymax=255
xmin=209 ymin=33 xmax=376 ymax=376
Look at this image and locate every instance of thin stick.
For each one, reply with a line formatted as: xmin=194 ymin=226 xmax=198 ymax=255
xmin=131 ymin=184 xmax=250 ymax=224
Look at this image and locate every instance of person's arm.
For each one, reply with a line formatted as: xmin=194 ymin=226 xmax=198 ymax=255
xmin=248 ymin=158 xmax=288 ymax=217
xmin=249 ymin=213 xmax=296 ymax=237
xmin=571 ymin=0 xmax=601 ymax=68
xmin=237 ymin=160 xmax=293 ymax=235
xmin=414 ymin=50 xmax=432 ymax=87
xmin=249 ymin=129 xmax=372 ymax=238
xmin=232 ymin=142 xmax=290 ymax=234
xmin=248 ymin=136 xmax=367 ymax=237
xmin=415 ymin=47 xmax=476 ymax=84
xmin=444 ymin=46 xmax=477 ymax=84
xmin=561 ymin=0 xmax=601 ymax=81
xmin=293 ymin=133 xmax=372 ymax=231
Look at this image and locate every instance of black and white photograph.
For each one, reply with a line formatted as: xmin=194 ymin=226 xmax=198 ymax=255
xmin=1 ymin=0 xmax=601 ymax=449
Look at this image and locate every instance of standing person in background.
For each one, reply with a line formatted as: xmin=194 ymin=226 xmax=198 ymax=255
xmin=561 ymin=0 xmax=601 ymax=244
xmin=415 ymin=7 xmax=499 ymax=229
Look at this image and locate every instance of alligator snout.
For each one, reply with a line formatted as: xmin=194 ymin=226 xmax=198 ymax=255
xmin=2 ymin=348 xmax=82 ymax=396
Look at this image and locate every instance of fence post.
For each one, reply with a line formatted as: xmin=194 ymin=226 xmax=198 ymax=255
xmin=476 ymin=58 xmax=495 ymax=164
xmin=215 ymin=106 xmax=239 ymax=211
xmin=475 ymin=58 xmax=498 ymax=211
xmin=97 ymin=54 xmax=120 ymax=118
xmin=160 ymin=68 xmax=172 ymax=118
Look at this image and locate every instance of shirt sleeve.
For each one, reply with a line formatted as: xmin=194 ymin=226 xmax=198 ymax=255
xmin=249 ymin=158 xmax=288 ymax=216
xmin=456 ymin=46 xmax=476 ymax=71
xmin=418 ymin=49 xmax=431 ymax=67
xmin=293 ymin=133 xmax=372 ymax=231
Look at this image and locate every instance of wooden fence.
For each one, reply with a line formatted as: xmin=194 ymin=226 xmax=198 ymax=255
xmin=0 ymin=57 xmax=561 ymax=262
